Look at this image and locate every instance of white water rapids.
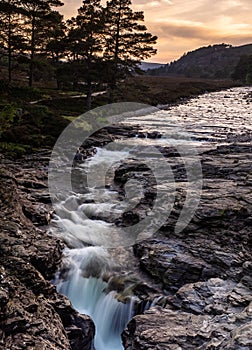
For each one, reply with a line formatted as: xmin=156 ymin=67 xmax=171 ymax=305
xmin=53 ymin=147 xmax=139 ymax=350
xmin=54 ymin=247 xmax=136 ymax=350
xmin=51 ymin=87 xmax=252 ymax=350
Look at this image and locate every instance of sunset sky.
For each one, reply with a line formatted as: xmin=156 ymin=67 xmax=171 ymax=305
xmin=61 ymin=0 xmax=252 ymax=63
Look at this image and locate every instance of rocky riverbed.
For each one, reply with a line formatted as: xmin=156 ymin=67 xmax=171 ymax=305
xmin=1 ymin=87 xmax=252 ymax=349
xmin=0 ymin=152 xmax=94 ymax=350
xmin=122 ymin=137 xmax=252 ymax=349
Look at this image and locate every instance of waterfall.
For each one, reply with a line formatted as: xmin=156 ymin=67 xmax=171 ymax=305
xmin=51 ymin=132 xmax=182 ymax=349
xmin=52 ymin=147 xmax=138 ymax=350
xmin=55 ymin=247 xmax=136 ymax=350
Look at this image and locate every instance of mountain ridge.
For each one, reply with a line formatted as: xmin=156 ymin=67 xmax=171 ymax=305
xmin=140 ymin=62 xmax=165 ymax=71
xmin=146 ymin=43 xmax=252 ymax=79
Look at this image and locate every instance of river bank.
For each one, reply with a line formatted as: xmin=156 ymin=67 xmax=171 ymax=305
xmin=110 ymin=76 xmax=240 ymax=106
xmin=0 ymin=152 xmax=95 ymax=349
xmin=1 ymin=86 xmax=252 ymax=349
xmin=0 ymin=76 xmax=240 ymax=158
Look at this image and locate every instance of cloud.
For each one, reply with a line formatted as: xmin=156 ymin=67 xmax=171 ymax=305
xmin=61 ymin=0 xmax=82 ymax=18
xmin=61 ymin=0 xmax=252 ymax=62
xmin=152 ymin=20 xmax=252 ymax=41
xmin=141 ymin=0 xmax=252 ymax=61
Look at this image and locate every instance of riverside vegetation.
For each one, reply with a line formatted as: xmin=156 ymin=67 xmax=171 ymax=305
xmin=0 ymin=0 xmax=246 ymax=157
xmin=0 ymin=75 xmax=239 ymax=158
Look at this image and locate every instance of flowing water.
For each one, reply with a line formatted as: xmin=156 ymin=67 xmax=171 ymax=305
xmin=52 ymin=147 xmax=139 ymax=350
xmin=54 ymin=247 xmax=136 ymax=350
xmin=52 ymin=87 xmax=252 ymax=350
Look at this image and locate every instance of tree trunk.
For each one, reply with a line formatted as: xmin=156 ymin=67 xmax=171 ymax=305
xmin=108 ymin=6 xmax=121 ymax=101
xmin=29 ymin=15 xmax=36 ymax=87
xmin=86 ymin=80 xmax=92 ymax=111
xmin=56 ymin=79 xmax=61 ymax=90
xmin=8 ymin=12 xmax=11 ymax=83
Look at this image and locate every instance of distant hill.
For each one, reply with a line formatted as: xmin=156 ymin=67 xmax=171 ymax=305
xmin=146 ymin=43 xmax=252 ymax=79
xmin=140 ymin=62 xmax=165 ymax=71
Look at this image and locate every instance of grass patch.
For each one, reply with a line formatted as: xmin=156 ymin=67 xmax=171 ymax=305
xmin=0 ymin=103 xmax=69 ymax=155
xmin=63 ymin=115 xmax=78 ymax=121
xmin=41 ymin=97 xmax=87 ymax=116
xmin=9 ymin=86 xmax=43 ymax=102
xmin=113 ymin=76 xmax=240 ymax=105
xmin=0 ymin=142 xmax=32 ymax=158
xmin=0 ymin=81 xmax=44 ymax=103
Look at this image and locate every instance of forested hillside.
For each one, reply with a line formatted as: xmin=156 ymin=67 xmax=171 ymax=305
xmin=147 ymin=43 xmax=252 ymax=79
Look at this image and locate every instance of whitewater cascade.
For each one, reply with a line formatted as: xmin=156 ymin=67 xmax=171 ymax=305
xmin=53 ymin=147 xmax=138 ymax=350
xmin=55 ymin=247 xmax=136 ymax=350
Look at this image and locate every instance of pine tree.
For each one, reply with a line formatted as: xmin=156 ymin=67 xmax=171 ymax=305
xmin=20 ymin=0 xmax=63 ymax=87
xmin=104 ymin=0 xmax=157 ymax=90
xmin=45 ymin=11 xmax=67 ymax=62
xmin=232 ymin=55 xmax=252 ymax=84
xmin=66 ymin=0 xmax=104 ymax=110
xmin=0 ymin=0 xmax=25 ymax=82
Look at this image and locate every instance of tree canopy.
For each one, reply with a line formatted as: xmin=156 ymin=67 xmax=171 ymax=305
xmin=104 ymin=0 xmax=157 ymax=88
xmin=0 ymin=0 xmax=158 ymax=108
xmin=232 ymin=55 xmax=252 ymax=84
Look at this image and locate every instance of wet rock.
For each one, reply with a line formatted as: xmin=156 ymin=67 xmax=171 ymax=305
xmin=121 ymin=211 xmax=140 ymax=226
xmin=123 ymin=302 xmax=252 ymax=350
xmin=53 ymin=299 xmax=95 ymax=350
xmin=104 ymin=124 xmax=139 ymax=138
xmin=31 ymin=192 xmax=52 ymax=204
xmin=0 ymin=153 xmax=95 ymax=350
xmin=114 ymin=161 xmax=151 ymax=184
xmin=22 ymin=203 xmax=50 ymax=226
xmin=169 ymin=278 xmax=251 ymax=314
xmin=123 ymin=307 xmax=214 ymax=350
xmin=120 ymin=94 xmax=252 ymax=349
xmin=18 ymin=179 xmax=48 ymax=189
xmin=137 ymin=131 xmax=162 ymax=139
xmin=124 ymin=278 xmax=252 ymax=349
xmin=134 ymin=240 xmax=218 ymax=292
xmin=81 ymin=124 xmax=139 ymax=148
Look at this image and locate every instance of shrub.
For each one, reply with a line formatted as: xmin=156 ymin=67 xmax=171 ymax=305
xmin=9 ymin=86 xmax=42 ymax=102
xmin=0 ymin=104 xmax=17 ymax=136
xmin=246 ymin=73 xmax=252 ymax=85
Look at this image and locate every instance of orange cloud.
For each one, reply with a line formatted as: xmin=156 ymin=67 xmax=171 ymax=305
xmin=61 ymin=0 xmax=252 ymax=63
xmin=61 ymin=0 xmax=82 ymax=18
xmin=140 ymin=0 xmax=252 ymax=62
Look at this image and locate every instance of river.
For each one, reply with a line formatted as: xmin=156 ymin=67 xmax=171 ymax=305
xmin=50 ymin=86 xmax=252 ymax=350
